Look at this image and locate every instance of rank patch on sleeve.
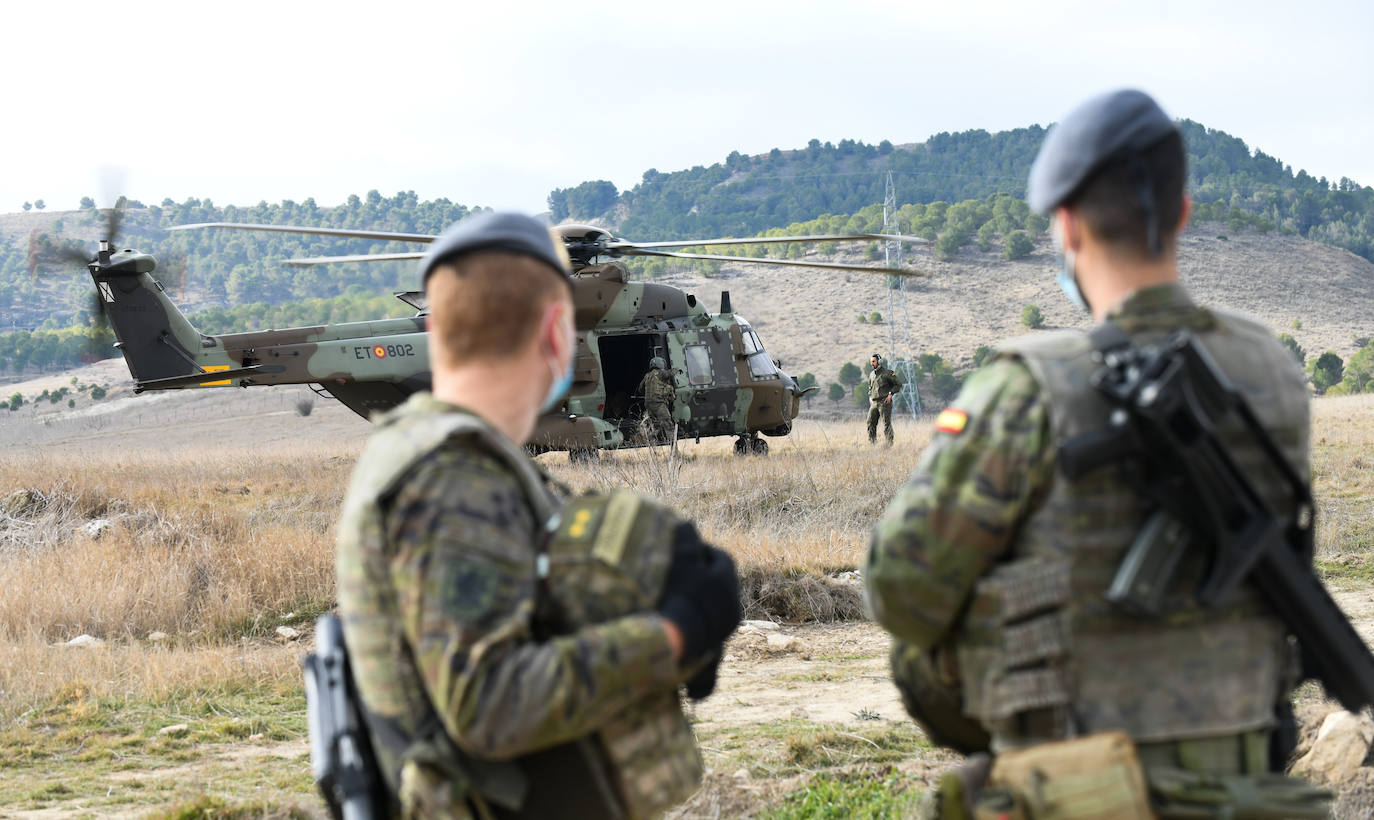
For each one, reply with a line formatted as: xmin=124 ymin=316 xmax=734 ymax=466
xmin=935 ymin=408 xmax=969 ymax=435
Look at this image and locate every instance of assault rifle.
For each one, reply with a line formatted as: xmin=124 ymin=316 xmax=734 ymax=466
xmin=1059 ymin=326 xmax=1374 ymax=713
xmin=302 ymin=614 xmax=384 ymax=820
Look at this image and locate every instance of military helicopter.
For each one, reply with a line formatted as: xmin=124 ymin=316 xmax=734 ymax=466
xmin=86 ymin=217 xmax=922 ymax=457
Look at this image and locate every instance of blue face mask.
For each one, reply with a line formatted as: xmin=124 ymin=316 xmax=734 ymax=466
xmin=540 ymin=349 xmax=575 ymax=413
xmin=1056 ymin=255 xmax=1089 ymax=313
xmin=1052 ymin=222 xmax=1090 ymax=313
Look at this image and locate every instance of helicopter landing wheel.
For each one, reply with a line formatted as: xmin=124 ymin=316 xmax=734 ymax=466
xmin=569 ymin=448 xmax=600 ymax=464
xmin=734 ymin=435 xmax=769 ymax=457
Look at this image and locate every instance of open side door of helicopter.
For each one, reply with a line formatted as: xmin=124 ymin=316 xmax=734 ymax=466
xmin=596 ymin=331 xmax=665 ymax=425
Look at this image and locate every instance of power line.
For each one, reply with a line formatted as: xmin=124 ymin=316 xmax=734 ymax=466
xmin=884 ymin=171 xmax=920 ymax=418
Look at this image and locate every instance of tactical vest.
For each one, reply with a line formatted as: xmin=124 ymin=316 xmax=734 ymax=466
xmin=645 ymin=370 xmax=675 ymax=405
xmin=956 ymin=305 xmax=1309 ymax=751
xmin=336 ymin=394 xmax=699 ymax=820
xmin=869 ymin=367 xmax=897 ymax=401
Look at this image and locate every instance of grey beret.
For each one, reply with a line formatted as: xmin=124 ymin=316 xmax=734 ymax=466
xmin=418 ymin=211 xmax=570 ymax=283
xmin=1027 ymin=89 xmax=1179 ymax=215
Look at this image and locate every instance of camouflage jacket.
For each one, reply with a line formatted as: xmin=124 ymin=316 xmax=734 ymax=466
xmin=336 ymin=394 xmax=681 ymax=788
xmin=868 ymin=366 xmax=901 ymax=402
xmin=638 ymin=368 xmax=676 ymax=405
xmin=866 ymin=283 xmax=1311 ymax=747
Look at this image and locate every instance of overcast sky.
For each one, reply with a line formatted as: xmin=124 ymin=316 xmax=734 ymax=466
xmin=4 ymin=0 xmax=1370 ymax=217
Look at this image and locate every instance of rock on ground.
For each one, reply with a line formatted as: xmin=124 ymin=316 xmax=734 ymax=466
xmin=1293 ymin=711 xmax=1374 ymax=786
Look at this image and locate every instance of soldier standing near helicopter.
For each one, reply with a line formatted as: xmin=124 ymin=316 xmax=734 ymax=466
xmin=867 ymin=353 xmax=902 ymax=446
xmin=637 ymin=356 xmax=677 ymax=443
xmin=334 ymin=212 xmax=741 ymax=818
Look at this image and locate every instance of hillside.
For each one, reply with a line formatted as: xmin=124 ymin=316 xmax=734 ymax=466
xmin=2 ymin=117 xmax=1372 ymax=388
xmin=4 ymin=225 xmax=1368 ymax=422
xmin=651 ymin=227 xmax=1374 ymax=398
xmin=552 ymin=121 xmax=1374 ymax=260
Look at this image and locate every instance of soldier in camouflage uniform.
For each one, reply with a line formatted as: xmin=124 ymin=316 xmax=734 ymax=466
xmin=637 ymin=356 xmax=676 ymax=443
xmin=866 ymin=91 xmax=1329 ymax=818
xmin=866 ymin=353 xmax=902 ymax=445
xmin=336 ymin=212 xmax=741 ymax=819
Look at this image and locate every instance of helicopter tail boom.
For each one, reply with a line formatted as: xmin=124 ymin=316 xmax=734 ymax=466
xmin=89 ymin=244 xmax=223 ymax=388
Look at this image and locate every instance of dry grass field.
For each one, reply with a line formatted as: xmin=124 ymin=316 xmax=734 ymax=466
xmin=2 ymin=391 xmax=1374 ymax=817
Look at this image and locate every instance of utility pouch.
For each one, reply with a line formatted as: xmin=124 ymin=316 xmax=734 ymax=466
xmin=890 ymin=640 xmax=991 ymax=754
xmin=984 ymin=731 xmax=1154 ymax=820
xmin=539 ymin=491 xmax=703 ymax=819
xmin=398 ymin=759 xmax=480 ymax=820
xmin=1146 ymin=768 xmax=1331 ymax=819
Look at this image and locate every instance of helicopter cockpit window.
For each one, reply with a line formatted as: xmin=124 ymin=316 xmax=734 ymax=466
xmin=741 ymin=328 xmax=777 ymax=379
xmin=740 ymin=329 xmax=761 ymax=355
xmin=685 ymin=344 xmax=712 ymax=386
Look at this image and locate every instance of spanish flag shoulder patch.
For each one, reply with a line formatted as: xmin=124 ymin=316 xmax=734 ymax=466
xmin=935 ymin=408 xmax=969 ymax=435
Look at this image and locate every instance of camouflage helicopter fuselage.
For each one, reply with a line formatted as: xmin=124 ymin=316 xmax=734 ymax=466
xmin=90 ymin=244 xmax=804 ymax=454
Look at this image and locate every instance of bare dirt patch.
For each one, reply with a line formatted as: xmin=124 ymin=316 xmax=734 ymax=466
xmin=699 ymin=622 xmax=903 ymax=729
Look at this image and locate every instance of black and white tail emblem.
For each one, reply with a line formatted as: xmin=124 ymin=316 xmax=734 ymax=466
xmin=98 ymin=282 xmax=115 ymax=303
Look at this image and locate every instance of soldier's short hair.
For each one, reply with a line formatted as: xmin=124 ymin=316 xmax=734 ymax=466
xmin=1068 ymin=130 xmax=1186 ymax=259
xmin=427 ymin=250 xmax=573 ymax=363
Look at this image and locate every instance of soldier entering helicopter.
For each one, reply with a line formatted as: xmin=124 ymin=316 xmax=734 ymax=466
xmin=636 ymin=356 xmax=677 ymax=443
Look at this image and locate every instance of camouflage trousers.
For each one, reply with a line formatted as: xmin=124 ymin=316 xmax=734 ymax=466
xmin=868 ymin=400 xmax=894 ymax=444
xmin=643 ymin=402 xmax=674 ymax=443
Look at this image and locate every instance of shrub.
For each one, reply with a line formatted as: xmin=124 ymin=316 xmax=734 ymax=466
xmin=1334 ymin=345 xmax=1374 ymax=394
xmin=934 ymin=229 xmax=967 ymax=261
xmin=1022 ymin=304 xmax=1045 ymax=329
xmin=1277 ymin=333 xmax=1304 ymax=365
xmin=930 ymin=362 xmax=962 ymax=401
xmin=89 ymin=385 xmax=106 ymax=400
xmin=973 ymin=345 xmax=994 ymax=367
xmin=1308 ymin=352 xmax=1343 ymax=394
xmin=976 ymin=221 xmax=996 ymax=252
xmin=857 ymin=314 xmax=868 ymax=324
xmin=1004 ymin=230 xmax=1035 ymax=260
xmin=869 ymin=312 xmax=883 ymax=324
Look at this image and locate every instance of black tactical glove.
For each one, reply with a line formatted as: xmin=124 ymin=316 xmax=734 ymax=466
xmin=657 ymin=524 xmax=741 ymax=675
xmin=684 ymin=650 xmax=723 ymax=700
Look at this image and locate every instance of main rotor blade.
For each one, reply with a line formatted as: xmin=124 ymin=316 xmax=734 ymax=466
xmin=625 ymin=248 xmax=922 ymax=275
xmin=282 ymin=252 xmax=427 ymax=266
xmin=608 ymin=233 xmax=927 ymax=250
xmin=171 ymin=222 xmax=438 ymax=243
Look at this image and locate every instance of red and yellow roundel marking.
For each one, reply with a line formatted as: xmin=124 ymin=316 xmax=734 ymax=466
xmin=372 ymin=345 xmax=387 ymax=358
xmin=935 ymin=408 xmax=969 ymax=435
